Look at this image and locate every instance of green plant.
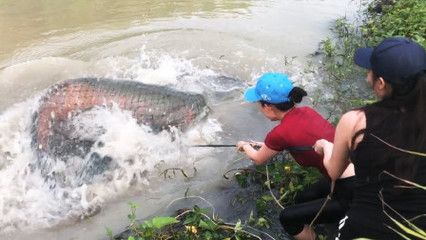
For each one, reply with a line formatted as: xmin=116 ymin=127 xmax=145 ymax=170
xmin=233 ymin=153 xmax=322 ymax=217
xmin=362 ymin=0 xmax=426 ymax=47
xmin=106 ymin=227 xmax=114 ymax=240
xmin=380 ymin=171 xmax=426 ymax=239
xmin=264 ymin=154 xmax=322 ymax=205
xmin=314 ymin=0 xmax=425 ymax=121
xmin=312 ymin=17 xmax=371 ymax=121
xmin=113 ymin=203 xmax=268 ymax=240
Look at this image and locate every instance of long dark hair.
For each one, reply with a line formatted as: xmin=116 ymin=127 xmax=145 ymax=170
xmin=259 ymin=87 xmax=307 ymax=111
xmin=362 ymin=71 xmax=426 ymax=181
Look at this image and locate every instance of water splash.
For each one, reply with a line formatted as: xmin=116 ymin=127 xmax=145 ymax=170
xmin=0 ymin=97 xmax=224 ymax=232
xmin=0 ymin=49 xmax=241 ymax=232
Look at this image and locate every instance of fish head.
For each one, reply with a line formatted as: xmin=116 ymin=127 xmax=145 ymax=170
xmin=164 ymin=92 xmax=209 ymax=131
xmin=189 ymin=93 xmax=210 ymax=124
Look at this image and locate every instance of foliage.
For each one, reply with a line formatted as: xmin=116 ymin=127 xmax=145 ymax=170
xmin=312 ymin=17 xmax=371 ymax=122
xmin=381 ymin=173 xmax=426 ymax=239
xmin=111 ymin=203 xmax=263 ymax=240
xmin=313 ymin=0 xmax=425 ymax=121
xmin=386 ymin=213 xmax=426 ymax=239
xmin=362 ymin=0 xmax=426 ymax=48
xmin=234 ymin=153 xmax=322 ymax=215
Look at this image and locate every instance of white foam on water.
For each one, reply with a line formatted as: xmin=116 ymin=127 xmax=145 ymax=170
xmin=0 ymin=97 xmax=224 ymax=232
xmin=0 ymin=48 xmax=239 ymax=234
xmin=92 ymin=46 xmax=218 ymax=93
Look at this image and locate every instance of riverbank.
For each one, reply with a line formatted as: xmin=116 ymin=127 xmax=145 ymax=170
xmin=313 ymin=0 xmax=426 ymax=121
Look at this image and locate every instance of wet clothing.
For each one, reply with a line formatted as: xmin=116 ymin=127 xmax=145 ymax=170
xmin=338 ymin=105 xmax=426 ymax=239
xmin=265 ymin=106 xmax=335 ymax=176
xmin=280 ymin=176 xmax=355 ymax=235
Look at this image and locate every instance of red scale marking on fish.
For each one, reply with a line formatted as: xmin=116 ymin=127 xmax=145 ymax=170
xmin=36 ymin=83 xmax=98 ymax=150
xmin=184 ymin=106 xmax=195 ymax=126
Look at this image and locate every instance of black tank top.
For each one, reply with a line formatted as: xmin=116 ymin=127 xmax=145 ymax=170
xmin=349 ymin=105 xmax=426 ymax=219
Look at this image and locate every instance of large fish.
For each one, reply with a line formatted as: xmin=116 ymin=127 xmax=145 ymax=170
xmin=32 ymin=78 xmax=208 ymax=185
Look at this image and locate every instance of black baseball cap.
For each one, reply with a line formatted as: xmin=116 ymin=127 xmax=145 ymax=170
xmin=354 ymin=37 xmax=426 ymax=84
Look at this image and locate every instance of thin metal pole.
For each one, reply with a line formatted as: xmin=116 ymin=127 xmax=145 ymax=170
xmin=190 ymin=144 xmax=235 ymax=148
xmin=189 ymin=144 xmax=313 ymax=152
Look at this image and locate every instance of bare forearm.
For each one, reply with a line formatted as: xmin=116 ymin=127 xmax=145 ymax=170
xmin=241 ymin=144 xmax=263 ymax=164
xmin=315 ymin=112 xmax=359 ymax=180
xmin=237 ymin=141 xmax=277 ymax=165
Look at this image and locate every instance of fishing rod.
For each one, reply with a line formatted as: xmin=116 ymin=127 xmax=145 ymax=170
xmin=190 ymin=144 xmax=313 ymax=152
xmin=190 ymin=144 xmax=235 ymax=148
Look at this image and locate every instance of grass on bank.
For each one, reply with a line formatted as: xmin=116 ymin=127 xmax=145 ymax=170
xmin=312 ymin=0 xmax=426 ymax=121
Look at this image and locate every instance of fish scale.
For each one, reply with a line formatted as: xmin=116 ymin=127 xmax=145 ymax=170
xmin=31 ymin=78 xmax=208 ymax=186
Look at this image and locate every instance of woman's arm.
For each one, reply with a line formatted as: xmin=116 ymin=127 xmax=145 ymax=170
xmin=237 ymin=141 xmax=278 ymax=165
xmin=315 ymin=110 xmax=362 ymax=180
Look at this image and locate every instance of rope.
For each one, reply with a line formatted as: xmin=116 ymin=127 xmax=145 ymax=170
xmin=309 ymin=181 xmax=335 ymax=227
xmin=370 ymin=133 xmax=426 ymax=157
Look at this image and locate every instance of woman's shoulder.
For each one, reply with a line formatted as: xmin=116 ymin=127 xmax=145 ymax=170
xmin=338 ymin=110 xmax=366 ymax=132
xmin=341 ymin=110 xmax=365 ymax=121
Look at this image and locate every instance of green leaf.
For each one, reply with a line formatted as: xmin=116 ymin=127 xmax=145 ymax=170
xmin=387 ymin=215 xmax=426 ymax=239
xmin=256 ymin=217 xmax=270 ymax=228
xmin=105 ymin=227 xmax=113 ymax=240
xmin=198 ymin=219 xmax=218 ymax=231
xmin=234 ymin=220 xmax=243 ymax=232
xmin=261 ymin=195 xmax=274 ymax=202
xmin=248 ymin=210 xmax=256 ymax=225
xmin=203 ymin=231 xmax=213 ymax=239
xmin=142 ymin=216 xmax=179 ymax=230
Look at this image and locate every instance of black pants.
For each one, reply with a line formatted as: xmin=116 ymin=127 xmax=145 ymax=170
xmin=279 ymin=176 xmax=355 ymax=235
xmin=338 ymin=199 xmax=426 ymax=239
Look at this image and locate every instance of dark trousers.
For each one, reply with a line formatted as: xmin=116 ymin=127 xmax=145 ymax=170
xmin=279 ymin=176 xmax=355 ymax=235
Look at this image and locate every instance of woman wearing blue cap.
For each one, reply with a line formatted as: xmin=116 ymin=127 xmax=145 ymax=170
xmin=237 ymin=73 xmax=355 ymax=239
xmin=315 ymin=37 xmax=426 ymax=239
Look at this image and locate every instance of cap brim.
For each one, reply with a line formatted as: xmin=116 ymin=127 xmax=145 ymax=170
xmin=354 ymin=48 xmax=373 ymax=69
xmin=244 ymin=87 xmax=261 ymax=102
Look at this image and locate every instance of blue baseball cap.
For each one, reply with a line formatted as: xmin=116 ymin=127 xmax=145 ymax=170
xmin=354 ymin=37 xmax=426 ymax=84
xmin=244 ymin=72 xmax=294 ymax=104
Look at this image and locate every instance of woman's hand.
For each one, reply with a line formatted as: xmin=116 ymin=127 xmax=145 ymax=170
xmin=314 ymin=139 xmax=337 ymax=178
xmin=249 ymin=140 xmax=264 ymax=149
xmin=314 ymin=139 xmax=333 ymax=156
xmin=236 ymin=140 xmax=277 ymax=165
xmin=237 ymin=141 xmax=249 ymax=152
xmin=237 ymin=141 xmax=264 ymax=152
xmin=314 ymin=139 xmax=326 ymax=155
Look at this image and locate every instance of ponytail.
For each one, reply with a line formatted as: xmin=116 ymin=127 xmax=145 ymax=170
xmin=387 ymin=71 xmax=426 ymax=149
xmin=368 ymin=71 xmax=426 ymax=181
xmin=289 ymin=87 xmax=307 ymax=103
xmin=260 ymin=86 xmax=307 ymax=111
xmin=414 ymin=72 xmax=426 ymax=151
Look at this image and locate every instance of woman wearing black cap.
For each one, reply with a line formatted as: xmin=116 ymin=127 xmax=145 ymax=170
xmin=314 ymin=37 xmax=426 ymax=239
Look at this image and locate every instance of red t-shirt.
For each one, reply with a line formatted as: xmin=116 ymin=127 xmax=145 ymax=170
xmin=264 ymin=106 xmax=335 ymax=176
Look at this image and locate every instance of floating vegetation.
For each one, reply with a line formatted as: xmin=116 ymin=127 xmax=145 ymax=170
xmin=110 ymin=202 xmax=276 ymax=240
